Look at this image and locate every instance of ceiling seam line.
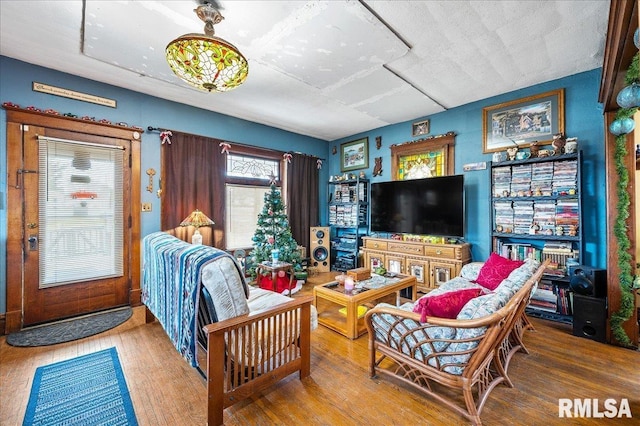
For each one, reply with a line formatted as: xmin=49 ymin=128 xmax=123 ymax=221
xmin=357 ymin=0 xmax=412 ymax=50
xmin=383 ymin=64 xmax=448 ymax=111
xmin=80 ymin=0 xmax=87 ymax=54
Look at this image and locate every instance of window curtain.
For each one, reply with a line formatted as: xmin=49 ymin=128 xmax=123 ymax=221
xmin=161 ymin=131 xmax=225 ymax=247
xmin=286 ymin=153 xmax=319 ymax=255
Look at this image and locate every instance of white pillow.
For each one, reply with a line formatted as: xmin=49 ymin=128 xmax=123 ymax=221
xmin=201 ymin=257 xmax=250 ymax=321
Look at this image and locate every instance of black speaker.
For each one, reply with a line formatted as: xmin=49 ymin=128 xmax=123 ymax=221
xmin=310 ymin=227 xmax=330 ymax=272
xmin=572 ymin=294 xmax=607 ymax=343
xmin=568 ymin=265 xmax=607 ymax=299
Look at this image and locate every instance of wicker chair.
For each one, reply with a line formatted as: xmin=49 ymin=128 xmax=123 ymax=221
xmin=365 ymin=261 xmax=547 ymax=425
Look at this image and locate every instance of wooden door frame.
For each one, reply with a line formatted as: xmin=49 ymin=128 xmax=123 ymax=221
xmin=599 ymin=0 xmax=639 ymax=346
xmin=4 ymin=108 xmax=141 ymax=334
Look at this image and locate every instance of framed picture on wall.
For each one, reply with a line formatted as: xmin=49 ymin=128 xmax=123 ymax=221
xmin=482 ymin=89 xmax=565 ymax=153
xmin=340 ymin=137 xmax=369 ymax=172
xmin=390 ymin=133 xmax=455 ymax=180
xmin=412 ymin=119 xmax=430 ymax=137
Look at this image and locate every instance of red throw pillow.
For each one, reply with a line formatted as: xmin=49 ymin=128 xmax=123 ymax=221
xmin=413 ymin=288 xmax=483 ymax=322
xmin=475 ymin=253 xmax=524 ymax=291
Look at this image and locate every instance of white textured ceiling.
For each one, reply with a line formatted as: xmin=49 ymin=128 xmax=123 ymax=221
xmin=0 ymin=0 xmax=609 ymax=141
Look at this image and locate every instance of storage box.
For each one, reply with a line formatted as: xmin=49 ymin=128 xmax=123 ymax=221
xmin=347 ymin=267 xmax=370 ymax=281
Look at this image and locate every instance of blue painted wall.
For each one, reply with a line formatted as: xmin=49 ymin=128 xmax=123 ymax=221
xmin=0 ymin=56 xmax=330 ymax=314
xmin=0 ymin=57 xmax=606 ymax=316
xmin=326 ymin=69 xmax=606 ymax=268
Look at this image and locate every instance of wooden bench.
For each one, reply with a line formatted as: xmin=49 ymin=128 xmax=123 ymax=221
xmin=142 ymin=232 xmax=314 ymax=426
xmin=202 ymin=295 xmax=313 ymax=426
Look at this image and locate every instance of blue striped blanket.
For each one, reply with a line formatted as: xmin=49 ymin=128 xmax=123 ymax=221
xmin=142 ymin=232 xmax=236 ymax=367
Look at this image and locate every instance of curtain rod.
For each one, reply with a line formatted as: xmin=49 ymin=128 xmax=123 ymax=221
xmin=146 ymin=126 xmax=325 ymax=161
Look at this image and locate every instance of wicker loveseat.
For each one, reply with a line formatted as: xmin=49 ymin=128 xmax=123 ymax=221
xmin=365 ymin=257 xmax=548 ymax=425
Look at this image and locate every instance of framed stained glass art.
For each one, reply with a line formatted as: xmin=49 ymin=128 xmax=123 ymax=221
xmin=390 ymin=133 xmax=455 ymax=180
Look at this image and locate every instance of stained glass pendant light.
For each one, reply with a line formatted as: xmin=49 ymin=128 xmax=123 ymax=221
xmin=166 ymin=3 xmax=248 ymax=92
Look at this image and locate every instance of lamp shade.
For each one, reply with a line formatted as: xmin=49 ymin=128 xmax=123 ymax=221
xmin=180 ymin=209 xmax=215 ymax=229
xmin=166 ymin=4 xmax=248 ymax=92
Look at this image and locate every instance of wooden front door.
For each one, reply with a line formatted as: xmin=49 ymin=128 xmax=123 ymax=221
xmin=6 ymin=112 xmax=140 ymax=329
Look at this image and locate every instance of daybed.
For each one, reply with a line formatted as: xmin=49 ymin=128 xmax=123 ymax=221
xmin=142 ymin=232 xmax=316 ymax=426
xmin=365 ymin=256 xmax=548 ymax=426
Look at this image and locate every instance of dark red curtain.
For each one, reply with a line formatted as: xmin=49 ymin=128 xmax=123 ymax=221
xmin=286 ymin=153 xmax=319 ymax=255
xmin=161 ymin=131 xmax=225 ymax=247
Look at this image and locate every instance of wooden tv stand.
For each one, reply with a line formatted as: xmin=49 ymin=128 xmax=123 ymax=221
xmin=360 ymin=237 xmax=472 ymax=293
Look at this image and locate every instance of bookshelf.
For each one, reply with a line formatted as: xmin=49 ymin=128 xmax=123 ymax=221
xmin=490 ymin=151 xmax=582 ymax=323
xmin=328 ymin=177 xmax=369 ymax=271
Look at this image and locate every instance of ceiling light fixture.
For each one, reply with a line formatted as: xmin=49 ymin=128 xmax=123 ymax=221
xmin=165 ymin=3 xmax=248 ymax=92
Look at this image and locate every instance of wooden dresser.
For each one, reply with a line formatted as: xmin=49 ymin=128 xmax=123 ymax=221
xmin=360 ymin=237 xmax=472 ymax=293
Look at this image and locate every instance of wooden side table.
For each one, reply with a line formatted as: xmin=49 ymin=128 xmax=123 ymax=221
xmin=256 ymin=261 xmax=295 ymax=294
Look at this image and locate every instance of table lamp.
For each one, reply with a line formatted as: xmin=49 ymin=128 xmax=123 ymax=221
xmin=180 ymin=209 xmax=215 ymax=245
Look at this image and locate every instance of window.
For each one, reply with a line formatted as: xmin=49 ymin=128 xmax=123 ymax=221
xmin=38 ymin=137 xmax=124 ymax=287
xmin=224 ymin=153 xmax=282 ymax=250
xmin=227 ymin=154 xmax=279 ymax=180
xmin=225 ymin=184 xmax=273 ymax=250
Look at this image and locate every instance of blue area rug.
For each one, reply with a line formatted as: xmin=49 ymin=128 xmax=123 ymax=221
xmin=23 ymin=347 xmax=138 ymax=425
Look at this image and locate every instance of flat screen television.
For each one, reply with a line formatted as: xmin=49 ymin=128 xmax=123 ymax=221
xmin=370 ymin=175 xmax=465 ymax=238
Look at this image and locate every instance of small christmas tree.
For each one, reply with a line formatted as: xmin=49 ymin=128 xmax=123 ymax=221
xmin=249 ymin=185 xmax=301 ymax=279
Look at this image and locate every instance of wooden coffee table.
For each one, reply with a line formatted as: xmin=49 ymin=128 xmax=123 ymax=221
xmin=313 ymin=274 xmax=417 ymax=339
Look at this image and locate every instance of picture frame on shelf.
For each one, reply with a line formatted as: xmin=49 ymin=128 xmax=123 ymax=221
xmin=482 ymin=88 xmax=565 ymax=153
xmin=412 ymin=119 xmax=430 ymax=137
xmin=340 ymin=137 xmax=369 ymax=172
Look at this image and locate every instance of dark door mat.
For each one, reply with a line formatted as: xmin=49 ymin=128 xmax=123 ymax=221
xmin=6 ymin=307 xmax=133 ymax=347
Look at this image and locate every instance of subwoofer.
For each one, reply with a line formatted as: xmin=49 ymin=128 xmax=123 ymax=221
xmin=310 ymin=227 xmax=330 ymax=272
xmin=572 ymin=294 xmax=607 ymax=343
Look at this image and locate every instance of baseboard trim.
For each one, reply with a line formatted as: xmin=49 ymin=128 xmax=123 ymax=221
xmin=0 ymin=313 xmax=6 ymax=336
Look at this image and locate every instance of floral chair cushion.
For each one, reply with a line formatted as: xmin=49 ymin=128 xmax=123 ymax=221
xmin=370 ymin=302 xmax=456 ymax=354
xmin=433 ymin=292 xmax=510 ymax=375
xmin=459 ymin=262 xmax=484 ymax=281
xmin=495 ymin=258 xmax=541 ymax=298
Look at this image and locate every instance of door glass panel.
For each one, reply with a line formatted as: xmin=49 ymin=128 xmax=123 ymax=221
xmin=38 ymin=137 xmax=124 ymax=287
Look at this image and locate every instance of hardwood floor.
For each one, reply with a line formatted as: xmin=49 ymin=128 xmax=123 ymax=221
xmin=2 ymin=275 xmax=639 ymax=425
